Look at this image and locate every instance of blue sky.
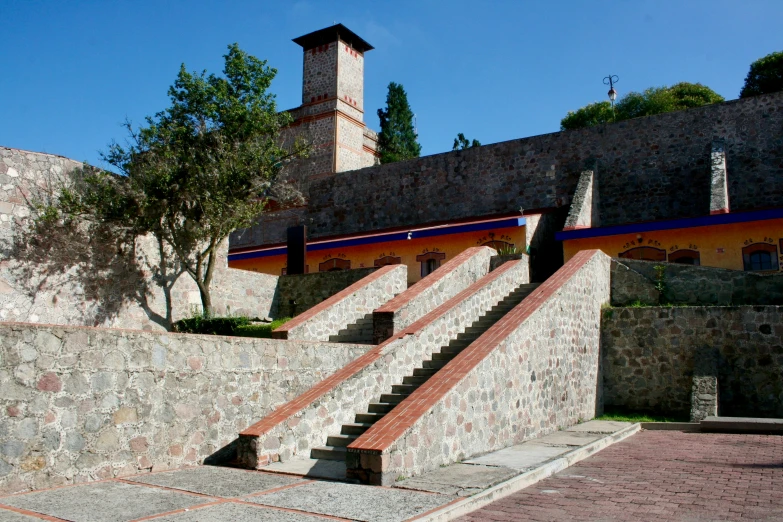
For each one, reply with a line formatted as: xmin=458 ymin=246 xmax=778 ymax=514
xmin=1 ymin=0 xmax=780 ymax=167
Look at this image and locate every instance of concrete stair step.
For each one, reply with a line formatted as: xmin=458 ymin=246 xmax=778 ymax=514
xmin=341 ymin=423 xmax=374 ymax=436
xmin=367 ymin=402 xmax=395 ymax=414
xmin=402 ymin=375 xmax=430 ymax=385
xmin=380 ymin=393 xmax=409 ymax=403
xmin=412 ymin=368 xmax=438 ymax=377
xmin=326 ymin=434 xmax=358 ymax=447
xmin=456 ymin=332 xmax=481 ymax=341
xmin=431 ymin=351 xmax=457 ymax=361
xmin=310 ymin=446 xmax=346 ymax=461
xmin=355 ymin=412 xmax=385 ymax=424
xmin=423 ymin=359 xmax=448 ymax=369
xmin=439 ymin=345 xmax=466 ymax=355
xmin=392 ymin=383 xmax=419 ymax=395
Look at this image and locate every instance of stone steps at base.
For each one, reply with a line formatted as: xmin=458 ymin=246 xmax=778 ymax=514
xmin=326 ymin=434 xmax=358 ymax=447
xmin=341 ymin=423 xmax=374 ymax=436
xmin=355 ymin=412 xmax=386 ymax=424
xmin=310 ymin=445 xmax=347 ymax=461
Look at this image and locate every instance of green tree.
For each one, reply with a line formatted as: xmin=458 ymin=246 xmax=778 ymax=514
xmin=740 ymin=51 xmax=783 ymax=98
xmin=561 ymin=82 xmax=724 ymax=131
xmin=452 ymin=133 xmax=481 ymax=150
xmin=35 ymin=44 xmax=306 ymax=320
xmin=377 ymin=82 xmax=421 ymax=163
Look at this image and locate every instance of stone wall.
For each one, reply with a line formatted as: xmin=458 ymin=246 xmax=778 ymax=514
xmin=373 ymin=246 xmax=498 ymax=343
xmin=346 ymin=250 xmax=610 ymax=485
xmin=602 ymin=306 xmax=783 ymax=418
xmin=287 ymin=92 xmax=783 ymax=242
xmin=0 ymin=323 xmax=370 ymax=494
xmin=0 ymin=147 xmax=279 ymax=331
xmin=276 ymin=267 xmax=378 ymax=318
xmin=271 ymin=264 xmax=406 ymax=341
xmin=611 ymin=258 xmax=783 ymax=306
xmin=237 ymin=259 xmax=530 ymax=468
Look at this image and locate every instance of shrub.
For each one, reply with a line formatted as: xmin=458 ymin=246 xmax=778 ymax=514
xmin=172 ymin=315 xmax=291 ymax=338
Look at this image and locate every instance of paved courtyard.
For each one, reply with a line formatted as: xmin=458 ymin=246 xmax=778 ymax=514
xmin=459 ymin=430 xmax=783 ymax=521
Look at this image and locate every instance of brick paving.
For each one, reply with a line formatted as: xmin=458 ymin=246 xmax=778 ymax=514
xmin=459 ymin=430 xmax=783 ymax=521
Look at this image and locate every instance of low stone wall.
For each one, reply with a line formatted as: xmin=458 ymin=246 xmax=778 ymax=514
xmin=345 ymin=250 xmax=610 ymax=485
xmin=271 ymin=265 xmax=406 ymax=341
xmin=0 ymin=147 xmax=279 ymax=331
xmin=611 ymin=258 xmax=783 ymax=306
xmin=237 ymin=259 xmax=530 ymax=468
xmin=373 ymin=247 xmax=498 ymax=343
xmin=276 ymin=267 xmax=378 ymax=319
xmin=602 ymin=306 xmax=783 ymax=418
xmin=0 ymin=323 xmax=370 ymax=494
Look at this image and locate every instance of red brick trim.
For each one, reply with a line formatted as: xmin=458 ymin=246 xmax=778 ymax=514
xmin=375 ymin=247 xmax=491 ymax=314
xmin=240 ymin=259 xmax=523 ymax=438
xmin=270 ymin=264 xmax=396 ymax=340
xmin=347 ymin=249 xmax=602 ymax=452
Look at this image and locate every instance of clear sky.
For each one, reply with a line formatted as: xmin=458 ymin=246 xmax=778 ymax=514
xmin=1 ymin=0 xmax=780 ymax=167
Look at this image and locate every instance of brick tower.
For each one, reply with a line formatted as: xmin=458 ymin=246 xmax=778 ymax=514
xmin=283 ymin=24 xmax=378 ymax=187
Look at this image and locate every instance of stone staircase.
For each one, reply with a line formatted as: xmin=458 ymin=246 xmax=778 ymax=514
xmin=310 ymin=283 xmax=540 ymax=462
xmin=328 ymin=313 xmax=374 ymax=344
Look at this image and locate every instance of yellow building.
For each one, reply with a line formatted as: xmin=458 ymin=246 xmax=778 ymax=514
xmin=229 ymin=216 xmax=527 ymax=285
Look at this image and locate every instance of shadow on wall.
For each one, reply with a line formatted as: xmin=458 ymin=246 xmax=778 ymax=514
xmin=528 ymin=209 xmax=568 ymax=282
xmin=6 ymin=167 xmax=183 ymax=330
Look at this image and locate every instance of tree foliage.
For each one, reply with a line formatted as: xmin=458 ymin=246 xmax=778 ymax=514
xmin=740 ymin=51 xmax=783 ymax=98
xmin=377 ymin=82 xmax=421 ymax=164
xmin=561 ymin=82 xmax=725 ymax=131
xmin=33 ymin=44 xmax=307 ymax=320
xmin=452 ymin=133 xmax=481 ymax=150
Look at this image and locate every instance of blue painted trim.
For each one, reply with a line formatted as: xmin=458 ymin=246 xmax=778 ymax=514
xmin=555 ymin=208 xmax=783 ymax=241
xmin=228 ymin=217 xmax=525 ymax=262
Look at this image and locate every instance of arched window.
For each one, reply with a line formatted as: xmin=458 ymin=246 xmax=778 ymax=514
xmin=618 ymin=246 xmax=667 ymax=262
xmin=742 ymin=243 xmax=778 ymax=272
xmin=319 ymin=258 xmax=351 ymax=272
xmin=374 ymin=255 xmax=401 ymax=267
xmin=416 ymin=252 xmax=446 ymax=278
xmin=668 ymin=249 xmax=700 ymax=266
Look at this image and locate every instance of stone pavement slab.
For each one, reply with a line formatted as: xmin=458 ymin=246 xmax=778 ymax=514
xmin=526 ymin=430 xmax=602 ymax=446
xmin=127 ymin=465 xmax=303 ymax=497
xmin=151 ymin=501 xmax=329 ymax=521
xmin=247 ymin=480 xmax=456 ymax=522
xmin=0 ymin=481 xmax=210 ymax=522
xmin=396 ymin=464 xmax=518 ymax=496
xmin=265 ymin=458 xmax=349 ymax=481
xmin=457 ymin=430 xmax=783 ymax=521
xmin=565 ymin=420 xmax=631 ymax=433
xmin=464 ymin=443 xmax=571 ymax=470
xmin=0 ymin=509 xmax=43 ymax=522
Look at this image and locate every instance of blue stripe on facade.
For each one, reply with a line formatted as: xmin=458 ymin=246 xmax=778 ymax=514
xmin=555 ymin=208 xmax=783 ymax=241
xmin=228 ymin=217 xmax=525 ymax=262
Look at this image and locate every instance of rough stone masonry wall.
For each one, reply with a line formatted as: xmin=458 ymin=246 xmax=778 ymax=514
xmin=602 ymin=306 xmax=783 ymax=418
xmin=237 ymin=259 xmax=529 ymax=468
xmin=611 ymin=258 xmax=783 ymax=306
xmin=0 ymin=147 xmax=279 ymax=331
xmin=275 ymin=267 xmax=378 ymax=318
xmin=299 ymin=91 xmax=783 ymax=241
xmin=0 ymin=323 xmax=371 ymax=495
xmin=373 ymin=246 xmax=498 ymax=343
xmin=271 ymin=264 xmax=406 ymax=341
xmin=346 ymin=250 xmax=610 ymax=485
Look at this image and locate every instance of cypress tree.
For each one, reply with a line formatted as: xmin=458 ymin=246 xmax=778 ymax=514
xmin=377 ymin=82 xmax=421 ymax=164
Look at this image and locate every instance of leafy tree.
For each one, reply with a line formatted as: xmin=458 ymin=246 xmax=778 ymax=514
xmin=34 ymin=44 xmax=307 ymax=320
xmin=740 ymin=51 xmax=783 ymax=98
xmin=377 ymin=82 xmax=421 ymax=163
xmin=561 ymin=82 xmax=724 ymax=130
xmin=452 ymin=133 xmax=481 ymax=150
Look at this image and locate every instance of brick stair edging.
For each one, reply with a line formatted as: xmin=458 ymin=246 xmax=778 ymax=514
xmin=271 ymin=264 xmax=406 ymax=341
xmin=345 ymin=249 xmax=611 ymax=485
xmin=372 ymin=247 xmax=498 ymax=343
xmin=236 ymin=259 xmax=530 ymax=468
